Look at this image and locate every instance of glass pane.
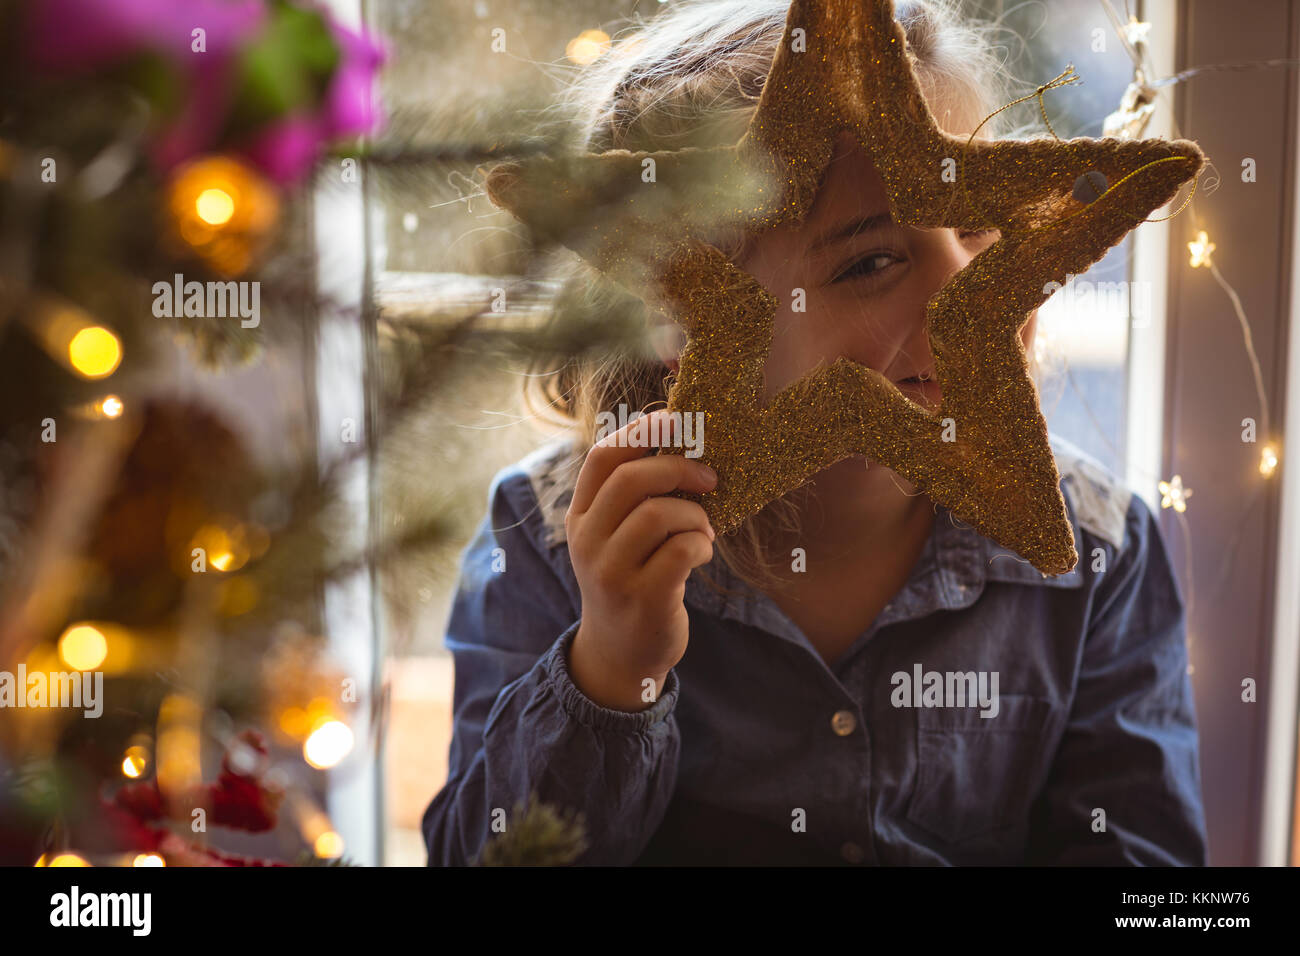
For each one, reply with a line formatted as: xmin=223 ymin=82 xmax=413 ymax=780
xmin=375 ymin=0 xmax=1152 ymax=864
xmin=964 ymin=0 xmax=1143 ymax=476
xmin=370 ymin=0 xmax=637 ymax=865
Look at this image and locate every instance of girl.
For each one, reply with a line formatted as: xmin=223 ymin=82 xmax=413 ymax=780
xmin=423 ymin=0 xmax=1209 ymax=865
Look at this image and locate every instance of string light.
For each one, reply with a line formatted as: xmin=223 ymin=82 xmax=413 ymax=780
xmin=1158 ymin=475 xmax=1193 ymax=513
xmin=1104 ymin=0 xmax=1282 ymax=528
xmin=132 ymin=853 xmax=165 ymax=867
xmin=1260 ymin=443 xmax=1279 ymax=477
xmin=35 ymin=853 xmax=91 ymax=867
xmin=67 ymin=325 xmax=122 ymax=378
xmin=1187 ymin=229 xmax=1215 ymax=268
xmin=26 ymin=296 xmax=123 ymax=378
xmin=1189 ymin=229 xmax=1280 ymax=481
xmin=303 ymin=719 xmax=353 ymax=769
xmin=121 ymin=744 xmax=148 ymax=778
xmin=99 ymin=395 xmax=124 ymax=418
xmin=194 ymin=187 xmax=235 ymax=226
xmin=314 ymin=831 xmax=344 ymax=859
xmin=1120 ymin=16 xmax=1152 ymax=47
xmin=188 ymin=521 xmax=252 ymax=573
xmin=58 ymin=623 xmax=108 ymax=671
xmin=166 ymin=155 xmax=279 ymax=276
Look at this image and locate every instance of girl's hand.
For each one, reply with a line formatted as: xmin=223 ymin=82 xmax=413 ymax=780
xmin=565 ymin=410 xmax=717 ymax=712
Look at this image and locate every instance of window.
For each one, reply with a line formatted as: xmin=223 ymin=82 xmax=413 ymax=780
xmin=357 ymin=0 xmax=1300 ymax=866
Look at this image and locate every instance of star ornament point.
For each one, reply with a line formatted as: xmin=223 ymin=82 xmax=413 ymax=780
xmin=483 ymin=0 xmax=1205 ymax=576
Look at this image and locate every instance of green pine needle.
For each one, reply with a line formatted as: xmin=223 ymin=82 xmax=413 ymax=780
xmin=475 ymin=793 xmax=588 ymax=867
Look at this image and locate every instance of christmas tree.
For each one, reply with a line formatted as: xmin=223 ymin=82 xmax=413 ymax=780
xmin=0 ymin=0 xmax=613 ymax=867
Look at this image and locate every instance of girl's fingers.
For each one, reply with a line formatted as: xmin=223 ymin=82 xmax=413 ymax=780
xmin=606 ymin=496 xmax=714 ymax=570
xmin=570 ymin=410 xmax=680 ymax=515
xmin=640 ymin=529 xmax=715 ymax=593
xmin=584 ymin=453 xmax=716 ymax=542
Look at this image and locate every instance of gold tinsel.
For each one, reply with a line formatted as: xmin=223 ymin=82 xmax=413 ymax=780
xmin=484 ymin=0 xmax=1204 ymax=575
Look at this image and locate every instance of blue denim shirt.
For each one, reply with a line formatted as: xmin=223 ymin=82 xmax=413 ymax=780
xmin=422 ymin=433 xmax=1209 ymax=866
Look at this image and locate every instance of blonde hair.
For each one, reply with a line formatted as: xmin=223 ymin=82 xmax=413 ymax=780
xmin=522 ymin=0 xmax=1019 ymax=592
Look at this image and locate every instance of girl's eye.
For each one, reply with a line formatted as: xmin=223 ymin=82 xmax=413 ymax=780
xmin=832 ymin=252 xmax=900 ymax=283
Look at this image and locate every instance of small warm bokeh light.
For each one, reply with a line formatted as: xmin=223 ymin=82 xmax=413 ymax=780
xmin=122 ymin=744 xmax=149 ymax=778
xmin=166 ymin=155 xmax=280 ymax=276
xmin=565 ymin=28 xmax=611 ymax=65
xmin=1158 ymin=475 xmax=1193 ymax=513
xmin=67 ymin=326 xmax=123 ymax=379
xmin=1260 ymin=443 xmax=1279 ymax=477
xmin=303 ymin=719 xmax=353 ymax=770
xmin=58 ymin=623 xmax=108 ymax=671
xmin=25 ymin=295 xmax=123 ymax=378
xmin=1188 ymin=229 xmax=1215 ymax=268
xmin=188 ymin=520 xmax=255 ymax=574
xmin=314 ymin=831 xmax=344 ymax=859
xmin=195 ymin=187 xmax=236 ymax=226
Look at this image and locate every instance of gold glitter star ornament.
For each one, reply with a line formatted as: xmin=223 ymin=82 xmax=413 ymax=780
xmin=483 ymin=0 xmax=1204 ymax=576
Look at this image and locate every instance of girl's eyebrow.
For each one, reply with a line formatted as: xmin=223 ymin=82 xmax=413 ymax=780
xmin=808 ymin=212 xmax=896 ymax=251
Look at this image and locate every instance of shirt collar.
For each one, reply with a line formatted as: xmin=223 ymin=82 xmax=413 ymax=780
xmin=684 ymin=498 xmax=1083 ymax=653
xmin=522 ymin=436 xmax=1085 ymax=650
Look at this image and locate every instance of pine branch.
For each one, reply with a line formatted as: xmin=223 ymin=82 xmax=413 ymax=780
xmin=475 ymin=793 xmax=588 ymax=867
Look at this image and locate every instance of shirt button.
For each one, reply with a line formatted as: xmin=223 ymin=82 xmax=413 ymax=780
xmin=840 ymin=841 xmax=865 ymax=863
xmin=830 ymin=710 xmax=857 ymax=736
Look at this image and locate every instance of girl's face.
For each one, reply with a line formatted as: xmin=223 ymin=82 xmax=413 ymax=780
xmin=737 ymin=129 xmax=1036 ymax=413
xmin=651 ymin=124 xmax=1041 ymax=504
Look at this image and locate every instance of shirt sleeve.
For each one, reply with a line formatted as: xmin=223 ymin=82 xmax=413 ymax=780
xmin=1027 ymin=493 xmax=1210 ymax=865
xmin=421 ymin=465 xmax=682 ymax=866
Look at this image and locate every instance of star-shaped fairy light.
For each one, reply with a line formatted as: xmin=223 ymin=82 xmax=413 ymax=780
xmin=1158 ymin=475 xmax=1192 ymax=513
xmin=1120 ymin=16 xmax=1153 ymax=48
xmin=483 ymin=0 xmax=1204 ymax=575
xmin=1188 ymin=229 xmax=1215 ymax=268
